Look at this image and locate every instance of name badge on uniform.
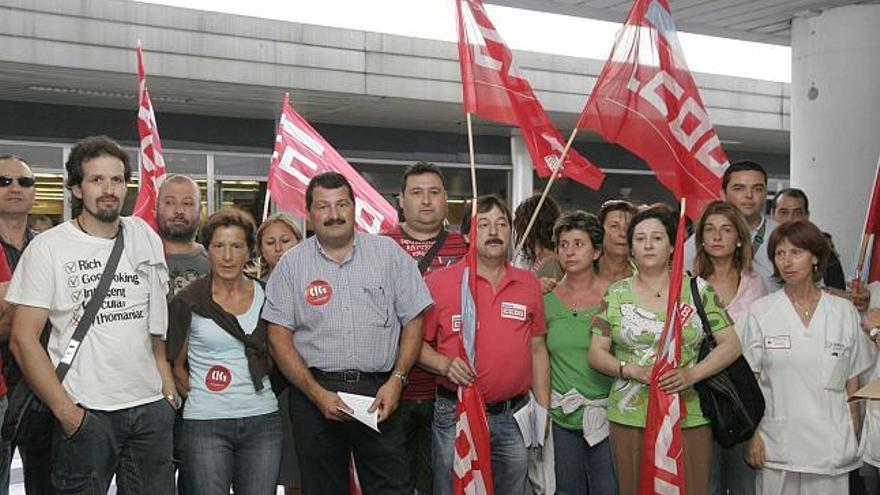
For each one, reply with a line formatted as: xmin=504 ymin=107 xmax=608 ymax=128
xmin=765 ymin=335 xmax=791 ymax=349
xmin=452 ymin=315 xmax=462 ymax=333
xmin=501 ymin=302 xmax=527 ymax=321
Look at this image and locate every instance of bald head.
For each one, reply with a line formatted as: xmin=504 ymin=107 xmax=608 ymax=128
xmin=157 ymin=174 xmax=202 ymax=242
xmin=0 ymin=154 xmax=36 ymax=216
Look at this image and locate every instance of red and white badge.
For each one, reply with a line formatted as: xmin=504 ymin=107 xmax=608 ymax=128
xmin=305 ymin=280 xmax=333 ymax=306
xmin=451 ymin=315 xmax=462 ymax=333
xmin=206 ymin=365 xmax=232 ymax=392
xmin=500 ymin=302 xmax=527 ymax=321
xmin=678 ymin=302 xmax=695 ymax=327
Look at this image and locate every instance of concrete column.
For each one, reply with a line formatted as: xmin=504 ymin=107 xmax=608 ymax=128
xmin=510 ymin=132 xmax=534 ymax=211
xmin=791 ymin=4 xmax=880 ymax=269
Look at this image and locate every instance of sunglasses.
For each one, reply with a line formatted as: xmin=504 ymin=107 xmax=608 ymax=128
xmin=0 ymin=176 xmax=36 ymax=188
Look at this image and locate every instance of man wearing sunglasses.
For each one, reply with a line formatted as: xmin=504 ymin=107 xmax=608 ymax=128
xmin=0 ymin=154 xmax=50 ymax=495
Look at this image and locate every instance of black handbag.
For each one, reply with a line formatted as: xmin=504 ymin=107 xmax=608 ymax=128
xmin=690 ymin=276 xmax=765 ymax=448
xmin=2 ymin=230 xmax=125 ymax=443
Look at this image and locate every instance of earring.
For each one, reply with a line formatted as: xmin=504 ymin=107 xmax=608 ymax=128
xmin=812 ymin=264 xmax=818 ymax=273
xmin=736 ymin=242 xmax=742 ymax=247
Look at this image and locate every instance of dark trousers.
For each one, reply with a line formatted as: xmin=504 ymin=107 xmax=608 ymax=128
xmin=51 ymin=398 xmax=176 ymax=494
xmin=399 ymin=400 xmax=433 ymax=495
xmin=289 ymin=375 xmax=408 ymax=495
xmin=0 ymin=399 xmax=54 ymax=495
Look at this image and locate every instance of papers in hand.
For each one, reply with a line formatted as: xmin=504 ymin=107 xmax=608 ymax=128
xmin=337 ymin=392 xmax=380 ymax=432
xmin=514 ymin=393 xmax=549 ymax=448
xmin=851 ymin=378 xmax=880 ymax=402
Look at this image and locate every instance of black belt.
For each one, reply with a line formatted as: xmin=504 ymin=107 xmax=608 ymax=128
xmin=311 ymin=369 xmax=390 ymax=383
xmin=436 ymin=386 xmax=526 ymax=415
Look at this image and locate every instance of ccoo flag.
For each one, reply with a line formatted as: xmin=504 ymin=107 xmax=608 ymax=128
xmin=268 ymin=93 xmax=398 ymax=234
xmin=132 ymin=41 xmax=167 ymax=231
xmin=639 ymin=201 xmax=688 ymax=495
xmin=576 ymin=0 xmax=729 ymax=219
xmin=452 ymin=218 xmax=494 ymax=495
xmin=456 ymin=0 xmax=605 ymax=190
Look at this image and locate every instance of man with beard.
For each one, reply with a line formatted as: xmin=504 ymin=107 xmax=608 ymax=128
xmin=0 ymin=154 xmax=50 ymax=495
xmin=420 ymin=195 xmax=550 ymax=495
xmin=265 ymin=172 xmax=432 ymax=495
xmin=6 ymin=136 xmax=177 ymax=493
xmin=156 ymin=174 xmax=207 ymax=495
xmin=157 ymin=175 xmax=208 ymax=298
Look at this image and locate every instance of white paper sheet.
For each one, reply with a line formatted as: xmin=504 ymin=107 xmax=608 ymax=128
xmin=337 ymin=392 xmax=380 ymax=432
xmin=513 ymin=393 xmax=549 ymax=448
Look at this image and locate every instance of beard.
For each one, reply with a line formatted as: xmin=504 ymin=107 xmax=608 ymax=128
xmin=83 ymin=199 xmax=121 ymax=224
xmin=159 ymin=217 xmax=198 ymax=242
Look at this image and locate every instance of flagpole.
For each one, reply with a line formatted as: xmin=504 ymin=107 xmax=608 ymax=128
xmin=466 ymin=113 xmax=478 ymax=213
xmin=514 ymin=127 xmax=580 ymax=254
xmin=853 ymin=155 xmax=880 ymax=291
xmin=262 ymin=189 xmax=272 ymax=222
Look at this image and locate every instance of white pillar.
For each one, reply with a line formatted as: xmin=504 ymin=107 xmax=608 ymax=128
xmin=791 ymin=4 xmax=880 ymax=270
xmin=510 ymin=132 xmax=534 ymax=210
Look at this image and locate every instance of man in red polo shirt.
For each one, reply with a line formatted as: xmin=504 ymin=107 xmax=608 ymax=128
xmin=383 ymin=162 xmax=467 ymax=495
xmin=419 ymin=194 xmax=550 ymax=495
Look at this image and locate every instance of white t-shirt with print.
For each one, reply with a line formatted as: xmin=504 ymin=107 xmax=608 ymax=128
xmin=6 ymin=222 xmax=163 ymax=410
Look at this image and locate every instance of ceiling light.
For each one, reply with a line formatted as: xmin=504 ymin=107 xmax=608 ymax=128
xmin=27 ymin=85 xmax=190 ymax=104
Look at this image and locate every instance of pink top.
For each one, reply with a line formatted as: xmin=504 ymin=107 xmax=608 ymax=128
xmin=727 ymin=270 xmax=770 ymax=340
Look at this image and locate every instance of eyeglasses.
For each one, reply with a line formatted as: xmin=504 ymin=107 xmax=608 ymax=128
xmin=0 ymin=176 xmax=36 ymax=188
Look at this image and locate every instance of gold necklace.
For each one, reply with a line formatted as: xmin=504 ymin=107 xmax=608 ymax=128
xmin=787 ymin=289 xmax=819 ymax=319
xmin=639 ymin=275 xmax=667 ymax=298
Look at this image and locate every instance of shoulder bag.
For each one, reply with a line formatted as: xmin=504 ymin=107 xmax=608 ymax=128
xmin=2 ymin=230 xmax=125 ymax=442
xmin=690 ymin=276 xmax=765 ymax=448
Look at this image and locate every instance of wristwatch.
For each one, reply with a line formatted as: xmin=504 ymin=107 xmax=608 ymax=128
xmin=618 ymin=361 xmax=628 ymax=379
xmin=392 ymin=370 xmax=409 ymax=386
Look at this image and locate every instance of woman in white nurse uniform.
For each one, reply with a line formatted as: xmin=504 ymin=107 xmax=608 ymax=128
xmin=742 ymin=220 xmax=874 ymax=495
xmin=860 ymin=306 xmax=880 ymax=473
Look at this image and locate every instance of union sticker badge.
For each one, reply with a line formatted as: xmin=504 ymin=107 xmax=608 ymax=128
xmin=305 ymin=280 xmax=333 ymax=306
xmin=206 ymin=365 xmax=232 ymax=392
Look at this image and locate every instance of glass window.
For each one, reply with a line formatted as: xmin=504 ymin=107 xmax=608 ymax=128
xmin=0 ymin=144 xmax=62 ymax=170
xmin=214 ymin=154 xmax=270 ymax=178
xmin=534 ymin=171 xmax=677 ymax=213
xmin=218 ymin=180 xmax=266 ymax=222
xmin=31 ymin=172 xmax=65 ymax=226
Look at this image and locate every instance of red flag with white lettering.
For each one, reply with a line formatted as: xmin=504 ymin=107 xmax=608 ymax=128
xmin=268 ymin=94 xmax=398 ymax=234
xmin=639 ymin=203 xmax=688 ymax=495
xmin=133 ymin=41 xmax=166 ymax=231
xmin=456 ymin=0 xmax=605 ymax=190
xmin=576 ymin=0 xmax=728 ymax=219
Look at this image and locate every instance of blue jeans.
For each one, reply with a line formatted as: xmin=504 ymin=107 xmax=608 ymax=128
xmin=432 ymin=394 xmax=528 ymax=495
xmin=709 ymin=441 xmax=756 ymax=495
xmin=552 ymin=423 xmax=618 ymax=495
xmin=182 ymin=412 xmax=282 ymax=495
xmin=51 ymin=398 xmax=176 ymax=494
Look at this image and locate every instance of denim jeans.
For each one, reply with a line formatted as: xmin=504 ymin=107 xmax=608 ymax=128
xmin=709 ymin=441 xmax=756 ymax=495
xmin=0 ymin=396 xmax=54 ymax=495
xmin=399 ymin=400 xmax=434 ymax=494
xmin=432 ymin=394 xmax=528 ymax=495
xmin=551 ymin=423 xmax=618 ymax=495
xmin=51 ymin=398 xmax=176 ymax=494
xmin=182 ymin=412 xmax=282 ymax=495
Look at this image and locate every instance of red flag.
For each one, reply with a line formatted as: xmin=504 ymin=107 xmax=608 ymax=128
xmin=132 ymin=41 xmax=166 ymax=231
xmin=640 ymin=202 xmax=688 ymax=494
xmin=348 ymin=454 xmax=363 ymax=495
xmin=576 ymin=0 xmax=729 ymax=219
xmin=268 ymin=94 xmax=398 ymax=234
xmin=456 ymin=0 xmax=605 ymax=190
xmin=857 ymin=156 xmax=880 ymax=284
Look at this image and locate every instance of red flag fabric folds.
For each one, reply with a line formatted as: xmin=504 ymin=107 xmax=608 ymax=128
xmin=132 ymin=41 xmax=166 ymax=231
xmin=268 ymin=94 xmax=398 ymax=234
xmin=639 ymin=204 xmax=688 ymax=495
xmin=576 ymin=0 xmax=728 ymax=219
xmin=456 ymin=0 xmax=605 ymax=190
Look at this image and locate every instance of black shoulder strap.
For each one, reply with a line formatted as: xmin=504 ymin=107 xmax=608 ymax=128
xmin=55 ymin=229 xmax=125 ymax=382
xmin=689 ymin=275 xmax=717 ymax=347
xmin=418 ymin=228 xmax=449 ymax=274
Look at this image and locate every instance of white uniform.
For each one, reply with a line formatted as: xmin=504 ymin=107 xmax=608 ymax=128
xmin=742 ymin=290 xmax=875 ymax=494
xmin=861 ymin=282 xmax=880 ymax=468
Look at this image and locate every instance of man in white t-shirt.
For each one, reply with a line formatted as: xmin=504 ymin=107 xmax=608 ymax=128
xmin=6 ymin=136 xmax=177 ymax=494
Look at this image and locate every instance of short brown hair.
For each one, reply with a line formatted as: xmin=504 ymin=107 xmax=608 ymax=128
xmin=200 ymin=208 xmax=257 ymax=255
xmin=694 ymin=201 xmax=753 ymax=278
xmin=766 ymin=219 xmax=830 ymax=283
xmin=599 ymin=199 xmax=638 ymax=228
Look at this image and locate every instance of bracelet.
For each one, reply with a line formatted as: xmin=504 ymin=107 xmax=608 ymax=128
xmin=870 ymin=327 xmax=880 ymax=340
xmin=619 ymin=361 xmax=627 ymax=379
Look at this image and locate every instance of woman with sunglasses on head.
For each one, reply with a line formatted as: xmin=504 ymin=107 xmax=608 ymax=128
xmin=544 ymin=210 xmax=617 ymax=495
xmin=741 ymin=219 xmax=874 ymax=495
xmin=588 ymin=204 xmax=742 ymax=495
xmin=254 ymin=213 xmax=303 ymax=495
xmin=693 ymin=201 xmax=768 ymax=495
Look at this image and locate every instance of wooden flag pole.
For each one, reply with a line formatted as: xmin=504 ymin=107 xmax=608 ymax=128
xmin=514 ymin=126 xmax=581 ymax=254
xmin=262 ymin=189 xmax=272 ymax=222
xmin=853 ymin=155 xmax=880 ymax=291
xmin=466 ymin=113 xmax=478 ymax=214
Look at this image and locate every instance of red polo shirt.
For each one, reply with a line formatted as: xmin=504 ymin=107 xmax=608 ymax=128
xmin=424 ymin=260 xmax=546 ymax=403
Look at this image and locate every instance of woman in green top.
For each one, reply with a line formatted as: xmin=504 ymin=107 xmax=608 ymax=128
xmin=588 ymin=204 xmax=741 ymax=495
xmin=545 ymin=211 xmax=617 ymax=495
